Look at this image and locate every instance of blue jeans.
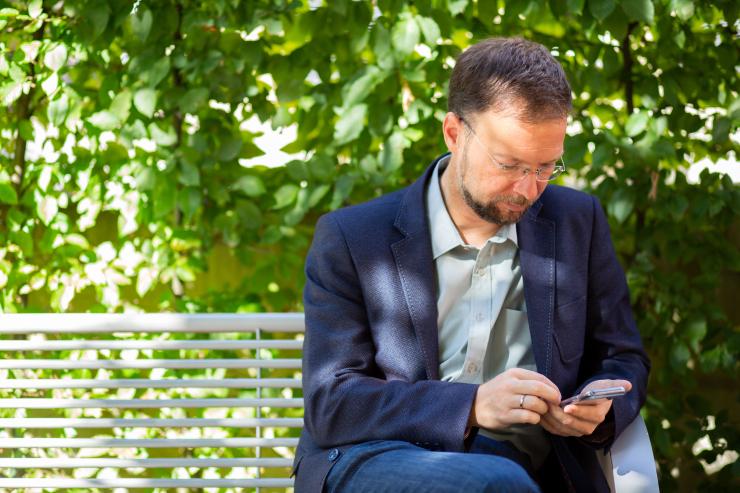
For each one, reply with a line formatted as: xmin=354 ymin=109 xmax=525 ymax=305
xmin=324 ymin=434 xmax=542 ymax=493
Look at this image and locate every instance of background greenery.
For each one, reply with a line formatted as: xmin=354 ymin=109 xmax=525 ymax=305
xmin=0 ymin=0 xmax=737 ymax=491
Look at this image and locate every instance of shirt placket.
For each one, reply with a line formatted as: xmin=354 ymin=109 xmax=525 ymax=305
xmin=459 ymin=240 xmax=514 ymax=383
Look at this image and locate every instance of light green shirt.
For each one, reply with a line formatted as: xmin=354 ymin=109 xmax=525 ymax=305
xmin=426 ymin=155 xmax=550 ymax=468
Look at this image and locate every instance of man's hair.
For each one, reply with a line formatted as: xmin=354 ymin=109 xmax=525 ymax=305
xmin=448 ymin=37 xmax=572 ymax=122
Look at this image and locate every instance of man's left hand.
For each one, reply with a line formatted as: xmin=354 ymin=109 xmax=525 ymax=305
xmin=540 ymin=379 xmax=632 ymax=437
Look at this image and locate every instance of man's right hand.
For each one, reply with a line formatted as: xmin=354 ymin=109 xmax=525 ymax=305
xmin=468 ymin=368 xmax=561 ymax=431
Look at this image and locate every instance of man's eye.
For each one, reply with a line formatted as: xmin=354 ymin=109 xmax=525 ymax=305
xmin=499 ymin=164 xmax=519 ymax=171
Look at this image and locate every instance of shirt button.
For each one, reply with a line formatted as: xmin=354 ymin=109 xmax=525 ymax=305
xmin=328 ymin=449 xmax=340 ymax=462
xmin=475 ymin=312 xmax=484 ymax=322
xmin=467 ymin=362 xmax=478 ymax=374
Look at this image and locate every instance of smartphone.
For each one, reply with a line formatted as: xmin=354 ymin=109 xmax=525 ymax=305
xmin=560 ymin=386 xmax=626 ymax=406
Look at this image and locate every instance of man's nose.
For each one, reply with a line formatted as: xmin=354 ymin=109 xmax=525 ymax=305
xmin=513 ymin=172 xmax=540 ymax=201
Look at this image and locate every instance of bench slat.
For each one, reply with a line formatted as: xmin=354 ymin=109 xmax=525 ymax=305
xmin=0 ymin=398 xmax=303 ymax=408
xmin=0 ymin=340 xmax=303 ymax=350
xmin=0 ymin=378 xmax=302 ymax=389
xmin=0 ymin=313 xmax=305 ymax=333
xmin=0 ymin=437 xmax=299 ymax=448
xmin=0 ymin=458 xmax=294 ymax=468
xmin=0 ymin=418 xmax=304 ymax=428
xmin=0 ymin=358 xmax=301 ymax=369
xmin=0 ymin=478 xmax=295 ymax=488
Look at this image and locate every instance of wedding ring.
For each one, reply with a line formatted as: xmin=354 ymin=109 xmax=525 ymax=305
xmin=519 ymin=394 xmax=527 ymax=409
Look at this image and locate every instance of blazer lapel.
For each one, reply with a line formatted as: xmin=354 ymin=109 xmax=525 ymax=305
xmin=391 ymin=159 xmax=442 ymax=380
xmin=517 ymin=200 xmax=556 ymax=378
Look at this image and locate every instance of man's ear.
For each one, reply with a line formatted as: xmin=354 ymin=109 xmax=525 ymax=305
xmin=442 ymin=112 xmax=464 ymax=153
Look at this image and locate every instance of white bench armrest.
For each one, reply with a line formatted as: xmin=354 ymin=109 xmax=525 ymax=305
xmin=597 ymin=414 xmax=660 ymax=493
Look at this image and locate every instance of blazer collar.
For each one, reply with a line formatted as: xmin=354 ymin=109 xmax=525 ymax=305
xmin=390 ymin=154 xmax=446 ymax=380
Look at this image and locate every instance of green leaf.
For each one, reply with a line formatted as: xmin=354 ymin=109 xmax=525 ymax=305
xmin=334 ymin=104 xmax=367 ymax=145
xmin=342 ymin=67 xmax=385 ymax=108
xmin=0 ymin=81 xmax=24 ymax=106
xmin=309 ymin=155 xmax=335 ymax=181
xmin=43 ymin=44 xmax=67 ymax=72
xmin=670 ymin=0 xmax=694 ymax=21
xmin=0 ymin=182 xmax=18 ymax=205
xmin=109 ymin=90 xmax=132 ymax=122
xmin=88 ymin=110 xmax=120 ymax=130
xmin=10 ymin=230 xmax=33 ymax=256
xmin=218 ymin=135 xmax=243 ymax=162
xmin=621 ymin=0 xmax=654 ymax=23
xmin=607 ymin=189 xmax=633 ymax=223
xmin=180 ymin=88 xmax=209 ymax=113
xmin=148 ymin=122 xmax=177 ymax=146
xmin=87 ymin=2 xmax=110 ymax=39
xmin=625 ymin=111 xmax=649 ymax=136
xmin=381 ymin=131 xmax=405 ymax=173
xmin=307 ymin=184 xmax=330 ymax=208
xmin=273 ymin=184 xmax=299 ymax=209
xmin=416 ymin=16 xmax=441 ymax=45
xmin=712 ymin=116 xmax=730 ymax=144
xmin=41 ymin=72 xmax=58 ymax=96
xmin=567 ymin=0 xmax=586 ymax=15
xmin=47 ymin=93 xmax=69 ymax=126
xmin=37 ymin=195 xmax=58 ymax=225
xmin=153 ymin=182 xmax=176 ymax=219
xmin=130 ymin=8 xmax=153 ymax=42
xmin=134 ymin=88 xmax=157 ymax=118
xmin=28 ymin=0 xmax=42 ymax=18
xmin=448 ymin=0 xmax=469 ymax=15
xmin=588 ymin=0 xmax=616 ymax=21
xmin=373 ymin=23 xmax=395 ymax=71
xmin=391 ymin=15 xmax=421 ymax=56
xmin=231 ymin=176 xmax=266 ymax=197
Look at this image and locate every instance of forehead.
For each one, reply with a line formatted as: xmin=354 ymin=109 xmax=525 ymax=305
xmin=471 ymin=107 xmax=567 ymax=162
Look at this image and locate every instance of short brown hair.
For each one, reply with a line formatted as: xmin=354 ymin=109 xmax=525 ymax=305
xmin=448 ymin=37 xmax=572 ymax=122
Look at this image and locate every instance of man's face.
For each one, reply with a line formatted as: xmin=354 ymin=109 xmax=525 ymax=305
xmin=454 ymin=108 xmax=567 ymax=226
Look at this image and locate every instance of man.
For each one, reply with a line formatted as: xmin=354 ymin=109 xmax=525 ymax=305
xmin=293 ymin=37 xmax=650 ymax=493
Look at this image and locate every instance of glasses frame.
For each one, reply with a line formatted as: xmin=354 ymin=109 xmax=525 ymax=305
xmin=459 ymin=116 xmax=566 ymax=183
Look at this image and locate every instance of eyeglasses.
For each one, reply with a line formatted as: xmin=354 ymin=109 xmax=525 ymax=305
xmin=460 ymin=117 xmax=566 ymax=182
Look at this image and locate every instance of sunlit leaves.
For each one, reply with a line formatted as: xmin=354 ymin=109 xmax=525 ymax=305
xmin=43 ymin=44 xmax=67 ymax=72
xmin=391 ymin=13 xmax=421 ymax=56
xmin=134 ymin=88 xmax=157 ymax=118
xmin=334 ymin=103 xmax=367 ymax=145
xmin=0 ymin=182 xmax=18 ymax=205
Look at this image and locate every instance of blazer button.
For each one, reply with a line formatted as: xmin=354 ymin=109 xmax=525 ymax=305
xmin=328 ymin=449 xmax=340 ymax=462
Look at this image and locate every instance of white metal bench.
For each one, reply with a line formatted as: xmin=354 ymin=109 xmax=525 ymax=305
xmin=0 ymin=314 xmax=658 ymax=492
xmin=0 ymin=313 xmax=304 ymax=491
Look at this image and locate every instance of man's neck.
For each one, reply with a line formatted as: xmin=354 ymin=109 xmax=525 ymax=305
xmin=438 ymin=162 xmax=501 ymax=249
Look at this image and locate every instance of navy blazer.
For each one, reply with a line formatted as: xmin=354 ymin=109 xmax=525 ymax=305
xmin=294 ymin=155 xmax=650 ymax=492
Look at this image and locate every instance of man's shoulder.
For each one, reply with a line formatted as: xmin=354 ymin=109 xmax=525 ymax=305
xmin=538 ymin=184 xmax=597 ymax=218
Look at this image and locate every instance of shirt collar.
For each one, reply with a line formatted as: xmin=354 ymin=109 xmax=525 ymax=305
xmin=426 ymin=156 xmax=518 ymax=260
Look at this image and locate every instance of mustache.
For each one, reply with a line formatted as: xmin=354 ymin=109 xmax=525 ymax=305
xmin=492 ymin=194 xmax=530 ymax=207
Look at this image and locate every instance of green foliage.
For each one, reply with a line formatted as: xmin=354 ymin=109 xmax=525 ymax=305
xmin=0 ymin=0 xmax=737 ymax=490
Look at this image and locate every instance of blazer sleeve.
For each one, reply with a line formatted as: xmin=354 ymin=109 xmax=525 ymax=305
xmin=302 ymin=213 xmax=478 ymax=452
xmin=576 ymin=195 xmax=651 ymax=449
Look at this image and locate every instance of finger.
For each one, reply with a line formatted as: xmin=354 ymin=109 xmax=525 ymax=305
xmin=512 ymin=380 xmax=561 ymax=404
xmin=505 ymin=409 xmax=543 ymax=426
xmin=583 ymin=379 xmax=632 ymax=393
xmin=507 ymin=368 xmax=560 ymax=391
xmin=515 ymin=394 xmax=549 ymax=415
xmin=541 ymin=412 xmax=574 ymax=437
xmin=563 ymin=401 xmax=611 ymax=424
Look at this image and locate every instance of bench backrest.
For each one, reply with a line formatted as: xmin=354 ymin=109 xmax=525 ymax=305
xmin=0 ymin=314 xmax=304 ymax=490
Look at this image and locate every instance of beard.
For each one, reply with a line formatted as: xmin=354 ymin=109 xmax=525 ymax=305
xmin=457 ymin=144 xmax=533 ymax=225
xmin=460 ymin=183 xmax=531 ymax=225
